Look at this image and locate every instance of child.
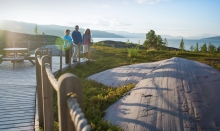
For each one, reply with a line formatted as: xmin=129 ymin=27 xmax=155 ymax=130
xmin=62 ymin=29 xmax=73 ymax=64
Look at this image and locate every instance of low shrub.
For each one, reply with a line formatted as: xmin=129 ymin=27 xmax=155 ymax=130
xmin=127 ymin=45 xmax=139 ymax=57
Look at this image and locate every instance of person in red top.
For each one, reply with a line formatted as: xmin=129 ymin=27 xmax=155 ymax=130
xmin=82 ymin=28 xmax=91 ymax=59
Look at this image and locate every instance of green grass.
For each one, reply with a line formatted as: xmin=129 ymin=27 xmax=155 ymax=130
xmin=52 ymin=45 xmax=220 ymax=131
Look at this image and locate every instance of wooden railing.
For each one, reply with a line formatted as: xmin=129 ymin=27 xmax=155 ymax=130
xmin=3 ymin=40 xmax=92 ymax=73
xmin=35 ymin=48 xmax=90 ymax=131
xmin=59 ymin=44 xmax=92 ymax=73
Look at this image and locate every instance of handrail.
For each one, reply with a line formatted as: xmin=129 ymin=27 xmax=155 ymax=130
xmin=45 ymin=64 xmax=58 ymax=91
xmin=67 ymin=93 xmax=90 ymax=131
xmin=37 ymin=55 xmax=42 ymax=66
xmin=35 ymin=48 xmax=90 ymax=131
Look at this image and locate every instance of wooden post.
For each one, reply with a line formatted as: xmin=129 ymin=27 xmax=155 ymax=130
xmin=50 ymin=48 xmax=52 ymax=70
xmin=60 ymin=44 xmax=62 ymax=73
xmin=69 ymin=45 xmax=72 ymax=68
xmin=57 ymin=73 xmax=83 ymax=131
xmin=45 ymin=48 xmax=48 ymax=55
xmin=44 ymin=41 xmax=46 ymax=52
xmin=78 ymin=44 xmax=81 ymax=64
xmin=41 ymin=56 xmax=54 ymax=131
xmin=28 ymin=40 xmax=30 ymax=55
xmin=35 ymin=49 xmax=43 ymax=127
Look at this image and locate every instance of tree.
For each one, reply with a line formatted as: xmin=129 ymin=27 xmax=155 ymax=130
xmin=156 ymin=35 xmax=165 ymax=50
xmin=34 ymin=25 xmax=38 ymax=35
xmin=200 ymin=43 xmax=207 ymax=53
xmin=194 ymin=42 xmax=199 ymax=52
xmin=143 ymin=30 xmax=157 ymax=48
xmin=179 ymin=38 xmax=185 ymax=51
xmin=164 ymin=38 xmax=168 ymax=47
xmin=143 ymin=30 xmax=165 ymax=49
xmin=217 ymin=45 xmax=220 ymax=53
xmin=208 ymin=43 xmax=216 ymax=54
xmin=42 ymin=32 xmax=45 ymax=35
xmin=190 ymin=45 xmax=194 ymax=52
xmin=126 ymin=39 xmax=130 ymax=45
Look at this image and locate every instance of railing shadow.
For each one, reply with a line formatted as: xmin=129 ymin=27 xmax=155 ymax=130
xmin=35 ymin=48 xmax=90 ymax=131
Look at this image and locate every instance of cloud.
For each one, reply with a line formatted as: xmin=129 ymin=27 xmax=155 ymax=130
xmin=135 ymin=0 xmax=171 ymax=4
xmin=109 ymin=19 xmax=131 ymax=26
xmin=100 ymin=4 xmax=110 ymax=8
xmin=123 ymin=1 xmax=129 ymax=5
xmin=65 ymin=16 xmax=132 ymax=31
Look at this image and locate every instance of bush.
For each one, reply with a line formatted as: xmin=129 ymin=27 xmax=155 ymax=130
xmin=208 ymin=43 xmax=216 ymax=54
xmin=127 ymin=45 xmax=139 ymax=57
xmin=53 ymin=45 xmax=220 ymax=131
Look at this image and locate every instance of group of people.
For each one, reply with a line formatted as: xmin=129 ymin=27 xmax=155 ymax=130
xmin=63 ymin=25 xmax=92 ymax=64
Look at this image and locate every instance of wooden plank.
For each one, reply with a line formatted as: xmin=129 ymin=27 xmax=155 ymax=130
xmin=0 ymin=92 xmax=36 ymax=96
xmin=0 ymin=97 xmax=35 ymax=102
xmin=0 ymin=110 xmax=35 ymax=116
xmin=0 ymin=113 xmax=34 ymax=120
xmin=0 ymin=116 xmax=34 ymax=122
xmin=0 ymin=118 xmax=34 ymax=125
xmin=0 ymin=126 xmax=34 ymax=131
xmin=0 ymin=101 xmax=35 ymax=107
xmin=0 ymin=98 xmax=35 ymax=103
xmin=0 ymin=107 xmax=35 ymax=114
xmin=0 ymin=105 xmax=34 ymax=110
xmin=0 ymin=121 xmax=34 ymax=130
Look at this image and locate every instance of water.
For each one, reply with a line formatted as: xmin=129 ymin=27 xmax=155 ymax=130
xmin=93 ymin=38 xmax=220 ymax=50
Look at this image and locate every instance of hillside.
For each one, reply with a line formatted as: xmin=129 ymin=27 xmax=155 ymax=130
xmin=201 ymin=36 xmax=220 ymax=40
xmin=0 ymin=29 xmax=60 ymax=54
xmin=0 ymin=20 xmax=124 ymax=38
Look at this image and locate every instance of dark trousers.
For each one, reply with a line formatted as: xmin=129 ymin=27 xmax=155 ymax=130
xmin=65 ymin=48 xmax=70 ymax=64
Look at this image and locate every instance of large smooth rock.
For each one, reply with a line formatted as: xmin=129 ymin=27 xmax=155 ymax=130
xmin=88 ymin=57 xmax=220 ymax=131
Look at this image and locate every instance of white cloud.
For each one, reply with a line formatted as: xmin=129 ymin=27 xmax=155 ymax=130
xmin=100 ymin=4 xmax=110 ymax=8
xmin=65 ymin=15 xmax=132 ymax=31
xmin=135 ymin=0 xmax=171 ymax=4
xmin=123 ymin=1 xmax=129 ymax=5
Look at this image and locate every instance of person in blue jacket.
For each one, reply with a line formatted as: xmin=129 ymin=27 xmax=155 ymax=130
xmin=62 ymin=29 xmax=73 ymax=64
xmin=72 ymin=25 xmax=82 ymax=62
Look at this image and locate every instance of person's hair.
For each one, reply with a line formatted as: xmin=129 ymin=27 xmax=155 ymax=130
xmin=64 ymin=29 xmax=70 ymax=34
xmin=75 ymin=25 xmax=79 ymax=28
xmin=84 ymin=28 xmax=91 ymax=34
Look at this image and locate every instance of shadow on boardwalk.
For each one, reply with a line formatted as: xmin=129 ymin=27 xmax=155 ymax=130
xmin=0 ymin=56 xmax=84 ymax=131
xmin=89 ymin=57 xmax=220 ymax=131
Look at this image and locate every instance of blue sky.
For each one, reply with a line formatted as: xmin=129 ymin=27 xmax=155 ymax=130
xmin=0 ymin=0 xmax=220 ymax=37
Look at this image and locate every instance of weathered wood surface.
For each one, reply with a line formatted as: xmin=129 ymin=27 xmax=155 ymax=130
xmin=0 ymin=56 xmax=88 ymax=131
xmin=88 ymin=57 xmax=220 ymax=131
xmin=0 ymin=85 xmax=36 ymax=131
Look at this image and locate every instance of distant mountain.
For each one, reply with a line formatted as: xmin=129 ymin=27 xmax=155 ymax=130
xmin=107 ymin=30 xmax=187 ymax=40
xmin=201 ymin=36 xmax=220 ymax=40
xmin=0 ymin=20 xmax=124 ymax=38
xmin=160 ymin=34 xmax=184 ymax=40
xmin=106 ymin=30 xmax=145 ymax=38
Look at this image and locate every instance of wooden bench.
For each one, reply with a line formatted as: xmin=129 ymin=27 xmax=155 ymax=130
xmin=2 ymin=57 xmax=25 ymax=68
xmin=24 ymin=54 xmax=35 ymax=65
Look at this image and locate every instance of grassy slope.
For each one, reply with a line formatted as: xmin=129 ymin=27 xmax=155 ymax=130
xmin=53 ymin=46 xmax=220 ymax=131
xmin=0 ymin=29 xmax=60 ymax=54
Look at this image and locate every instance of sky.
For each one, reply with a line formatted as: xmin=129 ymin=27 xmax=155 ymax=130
xmin=0 ymin=0 xmax=220 ymax=37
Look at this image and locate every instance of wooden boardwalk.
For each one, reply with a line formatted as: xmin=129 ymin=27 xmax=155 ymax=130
xmin=89 ymin=57 xmax=220 ymax=131
xmin=0 ymin=56 xmax=86 ymax=131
